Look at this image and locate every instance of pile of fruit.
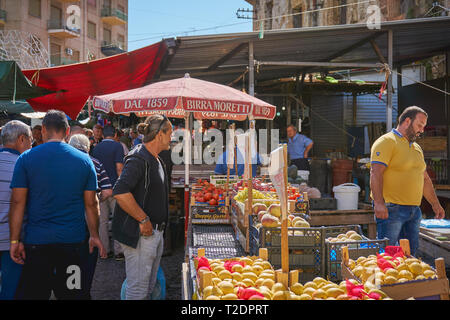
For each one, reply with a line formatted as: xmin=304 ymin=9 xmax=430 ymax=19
xmin=251 ymin=202 xmax=310 ymax=230
xmin=195 ymin=253 xmax=390 ymax=300
xmin=195 ymin=255 xmax=277 ymax=300
xmin=235 ymin=179 xmax=274 ymax=192
xmin=233 ymin=187 xmax=275 ymax=205
xmin=193 ymin=179 xmax=225 ymax=206
xmin=347 ymin=252 xmax=438 ymax=290
xmin=326 ymin=230 xmax=363 ymax=242
xmin=285 ymin=277 xmax=391 ymax=300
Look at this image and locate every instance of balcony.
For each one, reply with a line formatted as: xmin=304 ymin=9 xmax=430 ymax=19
xmin=101 ymin=6 xmax=127 ymax=25
xmin=101 ymin=40 xmax=126 ymax=56
xmin=0 ymin=9 xmax=6 ymax=26
xmin=61 ymin=57 xmax=79 ymax=65
xmin=47 ymin=20 xmax=80 ymax=38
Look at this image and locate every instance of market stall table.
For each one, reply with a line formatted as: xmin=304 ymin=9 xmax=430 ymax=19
xmin=418 ymin=227 xmax=450 ymax=269
xmin=308 ymin=203 xmax=377 ymax=239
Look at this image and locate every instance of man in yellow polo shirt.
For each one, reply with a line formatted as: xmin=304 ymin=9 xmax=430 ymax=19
xmin=370 ymin=106 xmax=445 ymax=255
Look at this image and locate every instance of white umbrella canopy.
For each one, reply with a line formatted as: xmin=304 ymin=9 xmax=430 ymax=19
xmin=92 ymin=74 xmax=276 ymax=120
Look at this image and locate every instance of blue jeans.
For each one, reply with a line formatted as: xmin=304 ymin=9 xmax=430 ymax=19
xmin=376 ymin=203 xmax=422 ymax=256
xmin=0 ymin=250 xmax=23 ymax=300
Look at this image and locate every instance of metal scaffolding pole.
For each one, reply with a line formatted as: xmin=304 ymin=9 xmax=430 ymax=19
xmin=387 ymin=29 xmax=393 ymax=131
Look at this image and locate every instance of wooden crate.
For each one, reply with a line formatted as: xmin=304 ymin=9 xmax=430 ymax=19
xmin=193 ymin=248 xmax=270 ymax=300
xmin=341 ymin=239 xmax=450 ymax=300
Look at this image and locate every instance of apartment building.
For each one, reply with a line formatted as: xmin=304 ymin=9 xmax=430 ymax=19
xmin=0 ymin=0 xmax=128 ymax=66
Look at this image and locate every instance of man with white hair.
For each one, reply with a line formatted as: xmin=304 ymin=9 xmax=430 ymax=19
xmin=69 ymin=134 xmax=112 ymax=299
xmin=0 ymin=120 xmax=32 ymax=299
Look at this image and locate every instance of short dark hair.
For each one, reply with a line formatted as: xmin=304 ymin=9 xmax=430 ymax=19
xmin=42 ymin=110 xmax=68 ymax=134
xmin=287 ymin=124 xmax=297 ymax=131
xmin=398 ymin=106 xmax=428 ymax=124
xmin=142 ymin=114 xmax=171 ymax=143
xmin=103 ymin=125 xmax=116 ymax=137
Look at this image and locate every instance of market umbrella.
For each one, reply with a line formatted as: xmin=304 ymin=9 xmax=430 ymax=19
xmin=92 ymin=74 xmax=276 ymax=120
xmin=92 ymin=74 xmax=277 ymax=241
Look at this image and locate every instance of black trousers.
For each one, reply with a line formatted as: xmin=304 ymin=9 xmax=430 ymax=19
xmin=290 ymin=158 xmax=310 ymax=171
xmin=15 ymin=242 xmax=89 ymax=300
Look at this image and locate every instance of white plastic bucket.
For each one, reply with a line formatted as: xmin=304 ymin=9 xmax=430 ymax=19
xmin=297 ymin=170 xmax=310 ymax=181
xmin=332 ymin=183 xmax=361 ymax=210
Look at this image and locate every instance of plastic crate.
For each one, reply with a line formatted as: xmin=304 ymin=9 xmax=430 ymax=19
xmin=259 ymin=226 xmax=323 ymax=248
xmin=309 ymin=198 xmax=337 ymax=210
xmin=267 ymin=247 xmax=322 ymax=283
xmin=324 ymin=225 xmax=389 ymax=282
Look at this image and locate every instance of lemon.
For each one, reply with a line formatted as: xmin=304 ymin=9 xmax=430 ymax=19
xmin=398 ymin=270 xmax=413 ymax=281
xmin=218 ymin=281 xmax=234 ymax=295
xmin=303 ymin=287 xmax=316 ymax=296
xmin=272 ymin=291 xmax=287 ymax=300
xmin=218 ymin=269 xmax=232 ymax=280
xmin=298 ymin=293 xmax=312 ymax=300
xmin=231 ymin=264 xmax=243 ymax=273
xmin=221 ymin=293 xmax=238 ymax=300
xmin=385 ymin=268 xmax=399 ymax=279
xmin=205 ymin=295 xmax=220 ymax=300
xmin=272 ymin=282 xmax=286 ymax=293
xmin=326 ymin=287 xmax=345 ymax=298
xmin=408 ymin=262 xmax=423 ymax=275
xmin=262 ymin=278 xmax=275 ymax=290
xmin=290 ymin=282 xmax=304 ymax=295
xmin=312 ymin=289 xmax=327 ymax=300
xmin=304 ymin=281 xmax=318 ymax=290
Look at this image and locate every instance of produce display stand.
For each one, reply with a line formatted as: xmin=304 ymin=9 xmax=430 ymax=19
xmin=309 ymin=203 xmax=377 ymax=239
xmin=418 ymin=227 xmax=450 ymax=268
xmin=341 ymin=239 xmax=450 ymax=300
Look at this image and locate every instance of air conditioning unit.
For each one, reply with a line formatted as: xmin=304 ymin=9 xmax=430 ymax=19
xmin=65 ymin=47 xmax=73 ymax=56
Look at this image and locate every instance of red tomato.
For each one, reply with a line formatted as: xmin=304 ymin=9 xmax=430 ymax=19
xmin=213 ymin=194 xmax=219 ymax=201
xmin=204 ymin=193 xmax=212 ymax=201
xmin=209 ymin=199 xmax=217 ymax=206
xmin=198 ymin=197 xmax=205 ymax=203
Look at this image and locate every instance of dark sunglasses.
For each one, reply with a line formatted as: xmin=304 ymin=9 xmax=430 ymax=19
xmin=156 ymin=114 xmax=169 ymax=134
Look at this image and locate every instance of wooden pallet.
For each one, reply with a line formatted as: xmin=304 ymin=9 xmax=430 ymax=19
xmin=341 ymin=239 xmax=450 ymax=300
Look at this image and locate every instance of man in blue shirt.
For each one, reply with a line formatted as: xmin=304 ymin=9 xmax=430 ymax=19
xmin=286 ymin=124 xmax=314 ymax=171
xmin=215 ymin=146 xmax=261 ymax=177
xmin=9 ymin=110 xmax=106 ymax=299
xmin=92 ymin=125 xmax=125 ymax=260
xmin=0 ymin=120 xmax=32 ymax=300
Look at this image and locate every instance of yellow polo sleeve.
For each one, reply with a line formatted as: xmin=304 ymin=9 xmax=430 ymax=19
xmin=370 ymin=135 xmax=395 ymax=167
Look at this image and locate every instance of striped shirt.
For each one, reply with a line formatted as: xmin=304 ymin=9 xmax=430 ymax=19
xmin=0 ymin=148 xmax=20 ymax=251
xmin=90 ymin=156 xmax=112 ymax=192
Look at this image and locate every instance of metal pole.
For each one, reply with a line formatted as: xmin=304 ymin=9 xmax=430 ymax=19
xmin=249 ymin=41 xmax=254 ymax=97
xmin=256 ymin=60 xmax=382 ymax=69
xmin=184 ymin=114 xmax=190 ymax=245
xmin=446 ymin=50 xmax=450 ymax=184
xmin=387 ymin=29 xmax=393 ymax=132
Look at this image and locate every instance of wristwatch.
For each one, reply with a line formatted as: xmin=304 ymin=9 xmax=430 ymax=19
xmin=139 ymin=216 xmax=150 ymax=224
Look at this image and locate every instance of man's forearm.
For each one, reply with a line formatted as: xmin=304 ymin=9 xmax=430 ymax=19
xmin=114 ymin=192 xmax=148 ymax=222
xmin=8 ymin=189 xmax=27 ymax=241
xmin=85 ymin=200 xmax=100 ymax=238
xmin=423 ymin=173 xmax=440 ymax=207
xmin=304 ymin=144 xmax=313 ymax=157
xmin=370 ymin=170 xmax=385 ymax=204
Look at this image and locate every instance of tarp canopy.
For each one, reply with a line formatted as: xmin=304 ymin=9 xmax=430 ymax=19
xmin=0 ymin=61 xmax=54 ymax=101
xmin=22 ymin=40 xmax=168 ymax=120
xmin=0 ymin=100 xmax=35 ymax=113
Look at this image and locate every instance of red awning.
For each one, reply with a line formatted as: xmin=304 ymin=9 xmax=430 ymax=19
xmin=22 ymin=41 xmax=167 ymax=120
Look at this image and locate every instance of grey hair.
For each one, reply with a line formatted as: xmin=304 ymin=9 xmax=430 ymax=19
xmin=69 ymin=134 xmax=90 ymax=153
xmin=1 ymin=120 xmax=32 ymax=145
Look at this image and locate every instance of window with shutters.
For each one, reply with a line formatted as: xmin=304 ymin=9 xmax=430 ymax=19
xmin=87 ymin=21 xmax=96 ymax=39
xmin=29 ymin=0 xmax=41 ymax=18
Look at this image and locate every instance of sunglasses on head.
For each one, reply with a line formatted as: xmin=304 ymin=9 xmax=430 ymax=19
xmin=156 ymin=114 xmax=169 ymax=134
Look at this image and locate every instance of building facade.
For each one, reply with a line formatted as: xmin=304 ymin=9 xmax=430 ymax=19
xmin=246 ymin=0 xmax=449 ymax=30
xmin=0 ymin=0 xmax=128 ymax=67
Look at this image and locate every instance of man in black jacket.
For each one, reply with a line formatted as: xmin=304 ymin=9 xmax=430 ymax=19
xmin=112 ymin=115 xmax=172 ymax=300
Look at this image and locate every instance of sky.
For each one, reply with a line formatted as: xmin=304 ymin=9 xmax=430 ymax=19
xmin=127 ymin=0 xmax=255 ymax=51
